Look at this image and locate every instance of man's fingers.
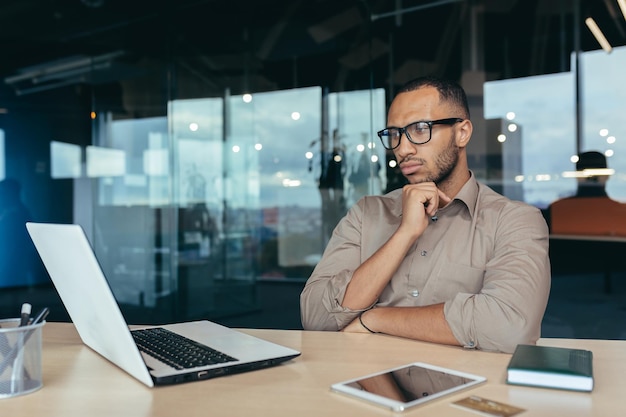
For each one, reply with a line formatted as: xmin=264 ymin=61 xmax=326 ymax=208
xmin=437 ymin=189 xmax=452 ymax=205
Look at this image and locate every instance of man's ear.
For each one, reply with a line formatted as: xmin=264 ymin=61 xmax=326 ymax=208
xmin=456 ymin=119 xmax=473 ymax=148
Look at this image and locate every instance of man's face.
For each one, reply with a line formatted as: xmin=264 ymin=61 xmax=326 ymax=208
xmin=388 ymin=87 xmax=462 ymax=185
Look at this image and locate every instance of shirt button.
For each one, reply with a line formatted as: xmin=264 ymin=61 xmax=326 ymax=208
xmin=409 ymin=290 xmax=419 ymax=297
xmin=420 ymin=250 xmax=427 ymax=256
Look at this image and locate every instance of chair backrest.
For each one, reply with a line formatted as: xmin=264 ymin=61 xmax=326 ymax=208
xmin=550 ymin=196 xmax=626 ymax=237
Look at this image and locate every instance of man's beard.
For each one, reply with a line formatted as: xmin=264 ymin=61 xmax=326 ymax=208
xmin=416 ymin=134 xmax=459 ymax=185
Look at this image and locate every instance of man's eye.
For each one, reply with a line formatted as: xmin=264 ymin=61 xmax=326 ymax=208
xmin=410 ymin=123 xmax=428 ymax=133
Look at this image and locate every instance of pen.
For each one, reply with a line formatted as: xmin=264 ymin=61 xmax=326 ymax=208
xmin=19 ymin=303 xmax=32 ymax=327
xmin=0 ymin=306 xmax=50 ymax=376
xmin=30 ymin=307 xmax=50 ymax=325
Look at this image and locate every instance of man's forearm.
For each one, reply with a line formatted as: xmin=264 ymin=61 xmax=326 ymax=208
xmin=361 ymin=304 xmax=461 ymax=347
xmin=341 ymin=228 xmax=417 ymax=310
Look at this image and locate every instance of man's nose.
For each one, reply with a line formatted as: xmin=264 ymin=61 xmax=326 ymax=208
xmin=394 ymin=131 xmax=416 ymax=159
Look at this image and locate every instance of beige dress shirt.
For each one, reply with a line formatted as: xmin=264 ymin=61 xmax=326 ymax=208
xmin=300 ymin=173 xmax=551 ymax=353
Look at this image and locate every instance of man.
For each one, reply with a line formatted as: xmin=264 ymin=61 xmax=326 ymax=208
xmin=568 ymin=150 xmax=610 ymax=198
xmin=300 ymin=76 xmax=550 ymax=353
xmin=547 ymin=151 xmax=626 ymax=236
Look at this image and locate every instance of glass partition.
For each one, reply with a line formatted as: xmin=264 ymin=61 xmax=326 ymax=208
xmin=484 ymin=45 xmax=626 ymax=208
xmin=81 ymin=85 xmax=386 ymax=322
xmin=579 ymin=46 xmax=626 ymax=202
xmin=1 ymin=0 xmax=625 ymax=329
xmin=484 ymin=72 xmax=576 ymax=207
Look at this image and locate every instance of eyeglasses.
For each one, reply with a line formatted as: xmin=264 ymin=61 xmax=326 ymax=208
xmin=377 ymin=118 xmax=464 ymax=150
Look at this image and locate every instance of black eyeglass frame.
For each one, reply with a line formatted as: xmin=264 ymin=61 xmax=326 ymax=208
xmin=377 ymin=117 xmax=465 ymax=150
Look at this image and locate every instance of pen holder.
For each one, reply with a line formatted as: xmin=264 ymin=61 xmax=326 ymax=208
xmin=0 ymin=318 xmax=45 ymax=398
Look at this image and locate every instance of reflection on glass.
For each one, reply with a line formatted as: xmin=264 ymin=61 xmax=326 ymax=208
xmin=86 ymin=146 xmax=126 ymax=177
xmin=172 ymin=97 xmax=227 ymax=318
xmin=143 ymin=149 xmax=169 ymax=176
xmin=91 ymin=117 xmax=170 ymax=310
xmin=484 ymin=72 xmax=575 ymax=207
xmin=87 ymin=87 xmax=387 ymax=323
xmin=484 ymin=45 xmax=626 ymax=208
xmin=580 ymin=46 xmax=626 ymax=202
xmin=50 ymin=141 xmax=81 ymax=179
xmin=349 ymin=365 xmax=474 ymax=402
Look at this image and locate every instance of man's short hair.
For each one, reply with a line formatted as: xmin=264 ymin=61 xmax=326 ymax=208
xmin=397 ymin=76 xmax=470 ymax=119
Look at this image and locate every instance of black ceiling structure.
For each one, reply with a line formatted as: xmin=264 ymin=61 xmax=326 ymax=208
xmin=0 ymin=0 xmax=624 ymax=100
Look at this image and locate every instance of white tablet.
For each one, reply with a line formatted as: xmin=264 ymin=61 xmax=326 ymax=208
xmin=330 ymin=362 xmax=486 ymax=412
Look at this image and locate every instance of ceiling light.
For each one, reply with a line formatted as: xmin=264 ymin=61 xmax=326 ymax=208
xmin=585 ymin=17 xmax=613 ymax=53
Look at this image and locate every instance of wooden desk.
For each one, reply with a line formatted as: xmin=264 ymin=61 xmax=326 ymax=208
xmin=2 ymin=323 xmax=625 ymax=416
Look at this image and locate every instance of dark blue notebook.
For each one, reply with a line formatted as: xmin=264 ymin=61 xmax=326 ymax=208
xmin=506 ymin=344 xmax=593 ymax=392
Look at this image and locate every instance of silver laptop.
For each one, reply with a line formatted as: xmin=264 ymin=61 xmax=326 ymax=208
xmin=26 ymin=222 xmax=300 ymax=387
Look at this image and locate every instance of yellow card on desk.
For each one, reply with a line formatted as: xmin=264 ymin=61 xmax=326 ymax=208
xmin=452 ymin=395 xmax=526 ymax=417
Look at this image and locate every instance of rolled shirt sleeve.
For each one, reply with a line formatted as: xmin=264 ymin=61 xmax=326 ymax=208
xmin=443 ymin=201 xmax=551 ymax=353
xmin=300 ymin=198 xmax=384 ymax=330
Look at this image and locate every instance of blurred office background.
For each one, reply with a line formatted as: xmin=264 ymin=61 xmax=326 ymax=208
xmin=0 ymin=0 xmax=625 ymax=339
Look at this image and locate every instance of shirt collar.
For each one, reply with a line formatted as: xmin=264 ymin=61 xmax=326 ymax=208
xmin=452 ymin=171 xmax=479 ymax=219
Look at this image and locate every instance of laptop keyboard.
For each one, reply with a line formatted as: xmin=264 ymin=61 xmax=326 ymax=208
xmin=132 ymin=327 xmax=238 ymax=370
